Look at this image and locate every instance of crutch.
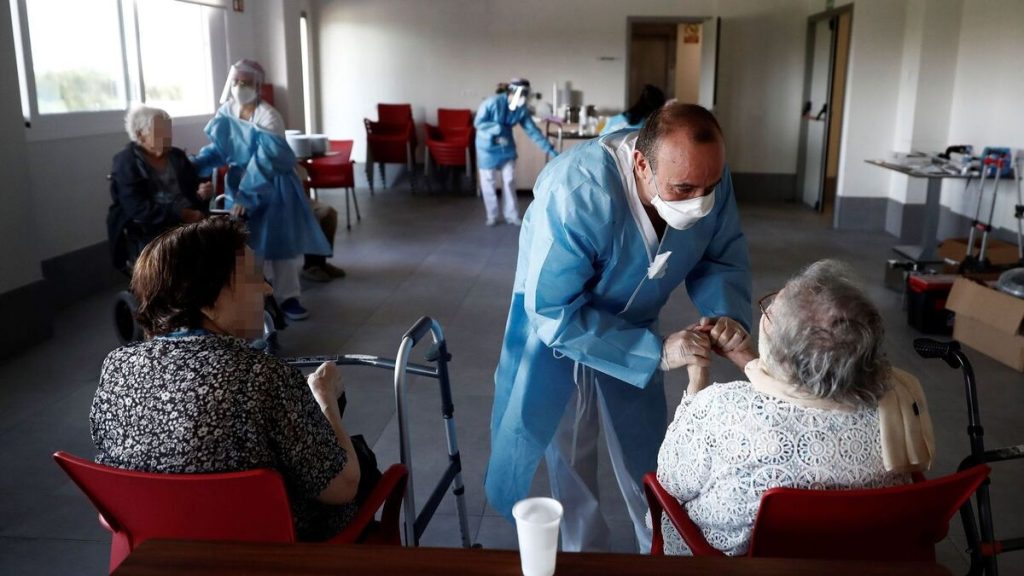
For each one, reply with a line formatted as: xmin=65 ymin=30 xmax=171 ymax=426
xmin=965 ymin=156 xmax=1007 ymax=271
xmin=1015 ymin=155 xmax=1024 ymax=265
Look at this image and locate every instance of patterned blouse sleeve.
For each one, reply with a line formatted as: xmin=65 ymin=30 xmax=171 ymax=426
xmin=657 ymin=392 xmax=714 ymax=503
xmin=265 ymin=362 xmax=348 ymax=499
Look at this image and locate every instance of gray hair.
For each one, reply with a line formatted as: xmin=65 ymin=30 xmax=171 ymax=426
xmin=125 ymin=106 xmax=170 ymax=143
xmin=760 ymin=259 xmax=891 ymax=407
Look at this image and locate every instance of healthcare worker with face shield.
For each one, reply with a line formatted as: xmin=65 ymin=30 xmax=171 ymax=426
xmin=193 ymin=59 xmax=330 ymax=322
xmin=485 ymin=103 xmax=751 ymax=553
xmin=474 ymin=78 xmax=559 ymax=226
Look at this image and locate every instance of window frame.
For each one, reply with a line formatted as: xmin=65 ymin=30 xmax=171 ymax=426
xmin=10 ymin=0 xmax=228 ymax=142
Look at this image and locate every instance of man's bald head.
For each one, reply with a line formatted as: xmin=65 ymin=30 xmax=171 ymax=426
xmin=635 ymin=103 xmax=723 ymax=171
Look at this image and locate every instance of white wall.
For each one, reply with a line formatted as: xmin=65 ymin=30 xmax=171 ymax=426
xmin=0 ymin=4 xmax=40 ymax=293
xmin=832 ymin=0 xmax=908 ymax=202
xmin=317 ymin=0 xmax=807 ymax=175
xmin=941 ymin=0 xmax=1024 ymax=234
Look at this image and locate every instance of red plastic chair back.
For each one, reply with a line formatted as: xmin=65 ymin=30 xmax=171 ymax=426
xmin=437 ymin=108 xmax=472 ymax=130
xmin=645 ymin=465 xmax=990 ymax=562
xmin=378 ymin=103 xmax=413 ymax=125
xmin=749 ymin=465 xmax=990 ymax=562
xmin=54 ymin=451 xmax=295 ymax=573
xmin=305 ymin=139 xmax=355 ymax=189
xmin=55 ymin=451 xmax=409 ymax=573
xmin=365 ymin=119 xmax=415 ymax=163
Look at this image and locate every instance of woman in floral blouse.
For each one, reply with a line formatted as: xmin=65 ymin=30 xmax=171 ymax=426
xmin=91 ymin=217 xmax=360 ymax=541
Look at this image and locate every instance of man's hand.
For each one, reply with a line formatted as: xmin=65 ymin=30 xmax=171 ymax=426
xmin=231 ymin=204 xmax=246 ymax=219
xmin=660 ymin=329 xmax=711 ymax=371
xmin=495 ymin=136 xmax=510 ymax=146
xmin=690 ymin=316 xmax=756 ymax=369
xmin=197 ymin=181 xmax=214 ymax=201
xmin=307 ymin=362 xmax=344 ymax=412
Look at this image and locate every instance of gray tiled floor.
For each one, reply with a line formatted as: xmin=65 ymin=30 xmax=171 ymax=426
xmin=2 ymin=183 xmax=1022 ymax=574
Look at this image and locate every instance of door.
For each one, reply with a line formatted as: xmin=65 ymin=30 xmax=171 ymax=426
xmin=626 ymin=18 xmax=719 ymax=110
xmin=797 ymin=8 xmax=852 ymax=215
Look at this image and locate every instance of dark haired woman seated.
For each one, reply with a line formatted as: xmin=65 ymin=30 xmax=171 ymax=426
xmin=90 ymin=218 xmax=359 ymax=541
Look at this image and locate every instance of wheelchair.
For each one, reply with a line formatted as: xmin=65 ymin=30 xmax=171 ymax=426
xmin=110 ymin=196 xmax=285 ymax=351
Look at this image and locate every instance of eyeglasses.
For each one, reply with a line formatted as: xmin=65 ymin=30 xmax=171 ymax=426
xmin=759 ymin=291 xmax=779 ymax=323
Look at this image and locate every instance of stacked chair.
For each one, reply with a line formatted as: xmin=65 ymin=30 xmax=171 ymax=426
xmin=424 ymin=108 xmax=475 ymax=193
xmin=364 ymin=103 xmax=417 ymax=194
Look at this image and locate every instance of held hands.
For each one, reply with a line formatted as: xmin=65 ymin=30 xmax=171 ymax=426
xmin=689 ymin=316 xmax=756 ymax=369
xmin=660 ymin=329 xmax=711 ymax=372
xmin=231 ymin=204 xmax=246 ymax=219
xmin=307 ymin=362 xmax=345 ymax=412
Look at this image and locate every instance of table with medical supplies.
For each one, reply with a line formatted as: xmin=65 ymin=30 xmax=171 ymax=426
xmin=111 ymin=539 xmax=953 ymax=576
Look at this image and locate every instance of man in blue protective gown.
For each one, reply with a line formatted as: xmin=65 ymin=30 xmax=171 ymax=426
xmin=486 ymin=104 xmax=752 ymax=552
xmin=475 ymin=78 xmax=559 ymax=226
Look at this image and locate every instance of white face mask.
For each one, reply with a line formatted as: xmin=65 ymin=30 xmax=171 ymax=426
xmin=508 ymin=86 xmax=528 ymax=111
xmin=232 ymin=85 xmax=257 ymax=105
xmin=648 ymin=167 xmax=716 ymax=230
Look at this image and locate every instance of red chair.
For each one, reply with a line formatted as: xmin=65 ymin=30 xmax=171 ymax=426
xmin=644 ymin=465 xmax=990 ymax=562
xmin=304 ymin=139 xmax=360 ymax=230
xmin=54 ymin=451 xmax=407 ymax=573
xmin=364 ymin=103 xmax=417 ymax=194
xmin=424 ymin=108 xmax=475 ymax=193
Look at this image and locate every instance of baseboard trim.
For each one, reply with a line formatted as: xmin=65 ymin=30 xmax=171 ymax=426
xmin=730 ymin=172 xmax=797 ymax=202
xmin=40 ymin=241 xmax=124 ymax=309
xmin=0 ymin=280 xmax=54 ymax=363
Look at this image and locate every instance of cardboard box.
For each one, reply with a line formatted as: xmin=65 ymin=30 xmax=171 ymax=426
xmin=938 ymin=237 xmax=1020 ymax=270
xmin=946 ymin=277 xmax=1024 ymax=372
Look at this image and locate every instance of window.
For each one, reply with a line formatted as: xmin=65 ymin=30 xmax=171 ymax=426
xmin=299 ymin=12 xmax=313 ymax=132
xmin=136 ymin=0 xmax=215 ymax=117
xmin=24 ymin=0 xmax=128 ymax=114
xmin=11 ymin=0 xmax=227 ymax=135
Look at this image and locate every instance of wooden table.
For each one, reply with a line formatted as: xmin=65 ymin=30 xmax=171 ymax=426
xmin=112 ymin=540 xmax=953 ymax=576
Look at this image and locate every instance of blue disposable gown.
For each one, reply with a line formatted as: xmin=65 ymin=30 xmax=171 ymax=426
xmin=599 ymin=112 xmax=644 ymax=136
xmin=192 ymin=108 xmax=330 ymax=260
xmin=485 ymin=131 xmax=752 ymax=520
xmin=474 ymin=94 xmax=558 ymax=170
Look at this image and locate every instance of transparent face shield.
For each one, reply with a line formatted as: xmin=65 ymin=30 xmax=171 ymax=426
xmin=219 ymin=64 xmax=263 ymax=104
xmin=508 ymin=84 xmax=530 ymax=111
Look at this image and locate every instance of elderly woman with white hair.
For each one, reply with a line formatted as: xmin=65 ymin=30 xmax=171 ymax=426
xmin=655 ymin=258 xmax=935 ymax=556
xmin=107 ymin=106 xmax=213 ymax=271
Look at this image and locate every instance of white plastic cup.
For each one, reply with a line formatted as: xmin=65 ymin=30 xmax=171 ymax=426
xmin=512 ymin=497 xmax=563 ymax=576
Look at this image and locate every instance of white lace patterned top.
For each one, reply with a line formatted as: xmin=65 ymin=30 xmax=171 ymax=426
xmin=656 ymin=380 xmax=909 ymax=556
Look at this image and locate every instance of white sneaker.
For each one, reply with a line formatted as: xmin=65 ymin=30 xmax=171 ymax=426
xmin=485 ymin=219 xmax=498 ymax=227
xmin=507 ymin=217 xmax=522 ymax=226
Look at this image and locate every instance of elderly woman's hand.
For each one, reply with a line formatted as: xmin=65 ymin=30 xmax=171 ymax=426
xmin=691 ymin=316 xmax=756 ymax=370
xmin=660 ymin=329 xmax=712 ymax=372
xmin=197 ymin=181 xmax=214 ymax=201
xmin=307 ymin=361 xmax=344 ymax=413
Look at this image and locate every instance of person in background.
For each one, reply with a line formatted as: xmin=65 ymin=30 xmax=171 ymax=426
xmin=656 ymin=258 xmax=934 ymax=555
xmin=600 ymin=85 xmax=667 ymax=136
xmin=193 ymin=59 xmax=332 ymax=321
xmin=486 ymin=103 xmax=751 ymax=553
xmin=107 ymin=106 xmax=212 ymax=272
xmin=91 ymin=218 xmax=362 ymax=541
xmin=474 ymin=77 xmax=559 ymax=226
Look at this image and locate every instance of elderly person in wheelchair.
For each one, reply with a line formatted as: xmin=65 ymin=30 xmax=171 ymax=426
xmin=92 ymin=218 xmax=372 ymax=541
xmin=107 ymin=105 xmax=213 ymax=273
xmin=655 ymin=259 xmax=935 ymax=556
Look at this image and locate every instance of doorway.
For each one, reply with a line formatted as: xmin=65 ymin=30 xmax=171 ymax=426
xmin=626 ymin=17 xmax=719 ymax=110
xmin=796 ymin=6 xmax=852 ymax=222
